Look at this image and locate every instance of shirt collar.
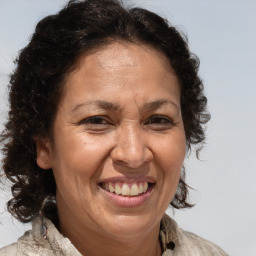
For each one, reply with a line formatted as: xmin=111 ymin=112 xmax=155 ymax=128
xmin=159 ymin=214 xmax=182 ymax=252
xmin=33 ymin=213 xmax=181 ymax=255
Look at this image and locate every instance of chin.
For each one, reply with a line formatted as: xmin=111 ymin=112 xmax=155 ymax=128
xmin=103 ymin=212 xmax=160 ymax=239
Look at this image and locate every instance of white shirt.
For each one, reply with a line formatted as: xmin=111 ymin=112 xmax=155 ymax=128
xmin=0 ymin=214 xmax=228 ymax=256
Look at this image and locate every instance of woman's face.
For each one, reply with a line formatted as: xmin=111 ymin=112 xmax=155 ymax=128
xmin=37 ymin=42 xmax=186 ymax=239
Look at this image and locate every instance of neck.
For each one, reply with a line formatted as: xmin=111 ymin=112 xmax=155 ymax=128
xmin=58 ymin=213 xmax=162 ymax=256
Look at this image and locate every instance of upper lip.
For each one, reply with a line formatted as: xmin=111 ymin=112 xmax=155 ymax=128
xmin=98 ymin=175 xmax=156 ymax=184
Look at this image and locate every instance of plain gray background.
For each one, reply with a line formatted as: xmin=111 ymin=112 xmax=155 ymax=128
xmin=0 ymin=1 xmax=256 ymax=255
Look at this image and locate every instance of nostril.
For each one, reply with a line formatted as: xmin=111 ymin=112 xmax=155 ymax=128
xmin=112 ymin=159 xmax=129 ymax=167
xmin=111 ymin=153 xmax=152 ymax=169
xmin=110 ymin=136 xmax=152 ymax=168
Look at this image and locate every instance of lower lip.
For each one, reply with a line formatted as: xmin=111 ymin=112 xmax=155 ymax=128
xmin=98 ymin=184 xmax=155 ymax=207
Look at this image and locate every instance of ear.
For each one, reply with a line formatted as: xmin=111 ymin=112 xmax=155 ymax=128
xmin=35 ymin=137 xmax=52 ymax=170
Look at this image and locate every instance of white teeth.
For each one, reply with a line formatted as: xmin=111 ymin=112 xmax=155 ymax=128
xmin=143 ymin=182 xmax=148 ymax=193
xmin=138 ymin=183 xmax=143 ymax=194
xmin=115 ymin=184 xmax=122 ymax=195
xmin=109 ymin=182 xmax=115 ymax=193
xmin=102 ymin=182 xmax=150 ymax=196
xmin=122 ymin=184 xmax=130 ymax=195
xmin=130 ymin=184 xmax=139 ymax=196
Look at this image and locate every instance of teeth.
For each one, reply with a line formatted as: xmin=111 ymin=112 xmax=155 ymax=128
xmin=104 ymin=183 xmax=109 ymax=191
xmin=143 ymin=182 xmax=148 ymax=192
xmin=130 ymin=184 xmax=139 ymax=196
xmin=115 ymin=184 xmax=122 ymax=195
xmin=109 ymin=182 xmax=115 ymax=193
xmin=138 ymin=183 xmax=143 ymax=194
xmin=122 ymin=184 xmax=130 ymax=196
xmin=102 ymin=182 xmax=150 ymax=196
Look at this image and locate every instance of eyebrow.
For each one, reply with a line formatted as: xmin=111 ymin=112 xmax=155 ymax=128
xmin=72 ymin=99 xmax=179 ymax=113
xmin=72 ymin=100 xmax=119 ymax=112
xmin=144 ymin=99 xmax=179 ymax=111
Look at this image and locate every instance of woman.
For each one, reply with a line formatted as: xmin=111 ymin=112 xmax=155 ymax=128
xmin=0 ymin=0 xmax=228 ymax=255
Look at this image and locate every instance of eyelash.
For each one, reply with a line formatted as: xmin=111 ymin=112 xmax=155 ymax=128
xmin=78 ymin=115 xmax=174 ymax=131
xmin=144 ymin=115 xmax=173 ymax=125
xmin=78 ymin=116 xmax=111 ymax=125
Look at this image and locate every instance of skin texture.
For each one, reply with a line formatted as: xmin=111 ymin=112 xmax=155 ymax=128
xmin=36 ymin=42 xmax=186 ymax=256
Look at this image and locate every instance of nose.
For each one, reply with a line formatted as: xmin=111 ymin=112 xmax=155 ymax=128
xmin=110 ymin=124 xmax=153 ymax=169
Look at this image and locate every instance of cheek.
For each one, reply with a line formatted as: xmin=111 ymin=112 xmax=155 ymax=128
xmin=152 ymin=132 xmax=186 ymax=193
xmin=52 ymin=132 xmax=114 ymax=181
xmin=51 ymin=133 xmax=114 ymax=210
xmin=153 ymin=133 xmax=186 ymax=169
xmin=147 ymin=133 xmax=185 ymax=211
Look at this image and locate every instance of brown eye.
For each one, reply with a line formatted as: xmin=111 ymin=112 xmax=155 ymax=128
xmin=81 ymin=116 xmax=109 ymax=125
xmin=145 ymin=116 xmax=172 ymax=125
xmin=78 ymin=116 xmax=114 ymax=132
xmin=144 ymin=115 xmax=174 ymax=130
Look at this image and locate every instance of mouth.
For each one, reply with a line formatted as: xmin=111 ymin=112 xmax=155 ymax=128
xmin=98 ymin=181 xmax=155 ymax=197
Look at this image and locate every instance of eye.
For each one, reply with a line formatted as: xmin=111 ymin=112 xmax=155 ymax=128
xmin=81 ymin=116 xmax=108 ymax=124
xmin=144 ymin=115 xmax=174 ymax=130
xmin=78 ymin=116 xmax=114 ymax=132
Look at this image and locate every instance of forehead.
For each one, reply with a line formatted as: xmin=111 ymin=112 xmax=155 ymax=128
xmin=60 ymin=42 xmax=180 ymax=110
xmin=68 ymin=41 xmax=176 ymax=80
xmin=92 ymin=42 xmax=171 ymax=71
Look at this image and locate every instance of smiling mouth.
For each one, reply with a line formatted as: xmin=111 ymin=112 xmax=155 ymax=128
xmin=98 ymin=181 xmax=155 ymax=197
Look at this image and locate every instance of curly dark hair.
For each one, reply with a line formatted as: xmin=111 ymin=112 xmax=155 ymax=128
xmin=0 ymin=0 xmax=210 ymax=224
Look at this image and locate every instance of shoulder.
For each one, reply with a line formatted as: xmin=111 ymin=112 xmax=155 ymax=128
xmin=161 ymin=214 xmax=229 ymax=256
xmin=0 ymin=217 xmax=52 ymax=256
xmin=0 ymin=217 xmax=80 ymax=256
xmin=179 ymin=229 xmax=229 ymax=255
xmin=0 ymin=243 xmax=18 ymax=256
xmin=0 ymin=229 xmax=35 ymax=256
